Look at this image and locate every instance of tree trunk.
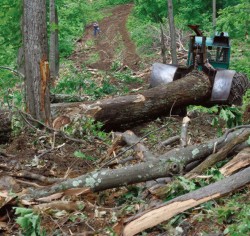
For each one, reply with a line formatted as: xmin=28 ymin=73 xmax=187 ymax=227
xmin=123 ymin=166 xmax=250 ymax=236
xmin=51 ymin=71 xmax=211 ymax=129
xmin=160 ymin=23 xmax=167 ymax=64
xmin=0 ymin=110 xmax=11 ymax=144
xmin=167 ymin=0 xmax=177 ymax=64
xmin=49 ymin=0 xmax=59 ymax=85
xmin=23 ymin=0 xmax=51 ymax=124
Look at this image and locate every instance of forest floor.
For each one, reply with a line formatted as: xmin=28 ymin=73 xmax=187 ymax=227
xmin=0 ymin=4 xmax=249 ymax=236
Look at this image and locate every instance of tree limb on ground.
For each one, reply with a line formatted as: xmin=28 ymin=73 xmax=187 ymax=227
xmin=123 ymin=166 xmax=250 ymax=236
xmin=186 ymin=129 xmax=250 ymax=178
xmin=19 ymin=127 xmax=249 ymax=201
xmin=220 ymin=147 xmax=250 ymax=176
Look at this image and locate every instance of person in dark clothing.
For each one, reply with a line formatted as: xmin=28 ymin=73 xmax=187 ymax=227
xmin=93 ymin=22 xmax=100 ymax=36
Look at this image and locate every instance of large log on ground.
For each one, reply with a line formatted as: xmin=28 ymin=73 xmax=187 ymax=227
xmin=0 ymin=110 xmax=12 ymax=144
xmin=51 ymin=71 xmax=212 ymax=129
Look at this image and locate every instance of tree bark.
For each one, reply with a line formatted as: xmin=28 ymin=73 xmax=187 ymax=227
xmin=23 ymin=0 xmax=51 ymax=124
xmin=20 ymin=127 xmax=249 ymax=201
xmin=160 ymin=23 xmax=167 ymax=64
xmin=0 ymin=110 xmax=11 ymax=144
xmin=220 ymin=147 xmax=250 ymax=176
xmin=49 ymin=0 xmax=59 ymax=85
xmin=186 ymin=129 xmax=250 ymax=178
xmin=123 ymin=166 xmax=250 ymax=236
xmin=51 ymin=71 xmax=211 ymax=129
xmin=167 ymin=0 xmax=177 ymax=64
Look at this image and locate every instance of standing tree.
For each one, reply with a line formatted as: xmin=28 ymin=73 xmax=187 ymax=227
xmin=167 ymin=0 xmax=177 ymax=64
xmin=49 ymin=0 xmax=59 ymax=85
xmin=23 ymin=0 xmax=51 ymax=124
xmin=160 ymin=23 xmax=167 ymax=64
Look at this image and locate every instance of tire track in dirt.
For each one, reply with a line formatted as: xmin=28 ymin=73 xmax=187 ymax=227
xmin=70 ymin=4 xmax=140 ymax=71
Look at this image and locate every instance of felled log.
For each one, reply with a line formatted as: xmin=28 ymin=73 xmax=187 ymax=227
xmin=20 ymin=127 xmax=249 ymax=201
xmin=0 ymin=110 xmax=12 ymax=144
xmin=123 ymin=166 xmax=250 ymax=236
xmin=51 ymin=71 xmax=212 ymax=129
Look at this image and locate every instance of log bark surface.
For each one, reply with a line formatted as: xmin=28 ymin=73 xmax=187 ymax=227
xmin=123 ymin=166 xmax=250 ymax=236
xmin=51 ymin=71 xmax=211 ymax=129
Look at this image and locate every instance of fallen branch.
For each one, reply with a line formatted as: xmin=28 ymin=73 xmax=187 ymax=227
xmin=220 ymin=147 xmax=250 ymax=176
xmin=13 ymin=171 xmax=64 ymax=184
xmin=103 ymin=123 xmax=171 ymax=167
xmin=123 ymin=166 xmax=250 ymax=236
xmin=186 ymin=129 xmax=250 ymax=178
xmin=160 ymin=135 xmax=179 ymax=147
xmin=33 ymin=201 xmax=84 ymax=212
xmin=18 ymin=110 xmax=87 ymax=145
xmin=180 ymin=116 xmax=190 ymax=147
xmin=0 ymin=66 xmax=24 ymax=78
xmin=20 ymin=127 xmax=250 ymax=201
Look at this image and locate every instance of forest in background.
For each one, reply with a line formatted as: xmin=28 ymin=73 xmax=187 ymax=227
xmin=0 ymin=0 xmax=250 ymax=235
xmin=1 ymin=0 xmax=249 ymax=91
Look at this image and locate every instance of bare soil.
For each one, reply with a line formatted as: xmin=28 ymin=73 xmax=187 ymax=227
xmin=70 ymin=4 xmax=140 ymax=72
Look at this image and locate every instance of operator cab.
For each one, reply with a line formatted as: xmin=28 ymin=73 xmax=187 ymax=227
xmin=187 ymin=32 xmax=230 ymax=69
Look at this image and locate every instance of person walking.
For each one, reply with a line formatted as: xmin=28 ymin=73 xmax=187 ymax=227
xmin=93 ymin=22 xmax=100 ymax=36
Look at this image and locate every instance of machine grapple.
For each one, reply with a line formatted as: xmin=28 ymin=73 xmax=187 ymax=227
xmin=150 ymin=25 xmax=248 ymax=106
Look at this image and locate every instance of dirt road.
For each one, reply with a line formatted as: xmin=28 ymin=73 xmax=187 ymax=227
xmin=71 ymin=4 xmax=140 ymax=71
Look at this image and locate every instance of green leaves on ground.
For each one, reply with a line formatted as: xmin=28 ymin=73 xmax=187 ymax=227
xmin=14 ymin=207 xmax=46 ymax=236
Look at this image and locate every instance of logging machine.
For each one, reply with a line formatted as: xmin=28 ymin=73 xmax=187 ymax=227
xmin=150 ymin=25 xmax=248 ymax=106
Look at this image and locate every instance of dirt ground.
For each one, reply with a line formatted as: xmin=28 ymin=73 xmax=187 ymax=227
xmin=71 ymin=4 xmax=140 ymax=72
xmin=0 ymin=4 xmax=248 ymax=236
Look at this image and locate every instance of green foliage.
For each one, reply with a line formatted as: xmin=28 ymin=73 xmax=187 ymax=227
xmin=117 ymin=186 xmax=145 ymax=214
xmin=106 ymin=0 xmax=133 ymax=5
xmin=69 ymin=212 xmax=87 ymax=222
xmin=15 ymin=207 xmax=46 ymax=236
xmin=164 ymin=168 xmax=224 ymax=201
xmin=57 ymin=0 xmax=124 ymax=57
xmin=174 ymin=1 xmax=213 ymax=33
xmin=0 ymin=0 xmax=22 ymax=65
xmin=127 ymin=15 xmax=157 ymax=57
xmin=230 ymin=40 xmax=250 ymax=77
xmin=217 ymin=0 xmax=250 ymax=39
xmin=52 ymin=61 xmax=118 ymax=98
xmin=212 ymin=106 xmax=242 ymax=131
xmin=63 ymin=115 xmax=109 ymax=143
xmin=134 ymin=0 xmax=167 ymax=23
xmin=74 ymin=150 xmax=95 ymax=161
xmin=212 ymin=193 xmax=250 ymax=236
xmin=113 ymin=70 xmax=142 ymax=84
